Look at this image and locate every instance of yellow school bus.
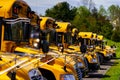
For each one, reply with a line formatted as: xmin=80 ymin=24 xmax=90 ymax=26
xmin=78 ymin=32 xmax=100 ymax=71
xmin=0 ymin=51 xmax=45 ymax=80
xmin=97 ymin=35 xmax=116 ymax=58
xmin=103 ymin=40 xmax=116 ymax=58
xmin=47 ymin=21 xmax=89 ymax=78
xmin=95 ymin=35 xmax=112 ymax=64
xmin=0 ymin=0 xmax=44 ymax=79
xmin=0 ymin=0 xmax=32 ymax=52
xmin=39 ymin=17 xmax=79 ymax=79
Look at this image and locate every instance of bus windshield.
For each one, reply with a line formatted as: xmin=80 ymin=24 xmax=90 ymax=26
xmin=4 ymin=18 xmax=30 ymax=42
xmin=56 ymin=32 xmax=72 ymax=44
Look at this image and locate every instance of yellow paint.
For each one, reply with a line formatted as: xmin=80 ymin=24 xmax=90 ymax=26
xmin=97 ymin=35 xmax=103 ymax=40
xmin=0 ymin=0 xmax=29 ymax=18
xmin=56 ymin=22 xmax=71 ymax=33
xmin=78 ymin=32 xmax=93 ymax=39
xmin=40 ymin=17 xmax=55 ymax=30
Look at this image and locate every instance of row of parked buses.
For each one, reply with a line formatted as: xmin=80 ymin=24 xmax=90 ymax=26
xmin=0 ymin=0 xmax=116 ymax=80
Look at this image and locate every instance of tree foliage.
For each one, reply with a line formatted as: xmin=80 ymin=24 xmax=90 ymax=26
xmin=45 ymin=2 xmax=77 ymax=22
xmin=108 ymin=5 xmax=120 ymax=20
xmin=72 ymin=6 xmax=113 ymax=39
xmin=107 ymin=5 xmax=120 ymax=41
xmin=72 ymin=6 xmax=90 ymax=31
xmin=111 ymin=26 xmax=120 ymax=42
xmin=98 ymin=5 xmax=107 ymax=16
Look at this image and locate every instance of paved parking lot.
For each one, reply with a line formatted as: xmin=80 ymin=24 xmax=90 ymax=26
xmin=83 ymin=59 xmax=115 ymax=80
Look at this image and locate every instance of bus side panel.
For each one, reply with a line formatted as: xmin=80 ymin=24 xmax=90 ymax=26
xmin=0 ymin=19 xmax=2 ymax=50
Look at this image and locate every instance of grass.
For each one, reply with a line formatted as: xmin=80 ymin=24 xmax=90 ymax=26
xmin=101 ymin=39 xmax=120 ymax=80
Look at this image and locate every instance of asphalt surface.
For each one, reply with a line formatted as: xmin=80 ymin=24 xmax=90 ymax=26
xmin=83 ymin=59 xmax=115 ymax=80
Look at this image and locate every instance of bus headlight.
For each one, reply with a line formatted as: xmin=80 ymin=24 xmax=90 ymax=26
xmin=33 ymin=43 xmax=38 ymax=47
xmin=33 ymin=43 xmax=39 ymax=48
xmin=33 ymin=39 xmax=40 ymax=48
xmin=60 ymin=74 xmax=75 ymax=80
xmin=35 ymin=39 xmax=40 ymax=42
xmin=28 ymin=69 xmax=44 ymax=80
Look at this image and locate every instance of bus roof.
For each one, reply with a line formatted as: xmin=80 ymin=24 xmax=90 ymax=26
xmin=56 ymin=22 xmax=71 ymax=33
xmin=78 ymin=32 xmax=93 ymax=39
xmin=72 ymin=28 xmax=78 ymax=33
xmin=0 ymin=0 xmax=29 ymax=18
xmin=93 ymin=33 xmax=97 ymax=39
xmin=97 ymin=35 xmax=103 ymax=40
xmin=40 ymin=17 xmax=55 ymax=30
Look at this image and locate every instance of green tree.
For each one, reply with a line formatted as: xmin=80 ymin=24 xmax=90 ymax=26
xmin=45 ymin=2 xmax=77 ymax=21
xmin=101 ymin=22 xmax=113 ymax=39
xmin=108 ymin=5 xmax=119 ymax=20
xmin=107 ymin=5 xmax=120 ymax=41
xmin=90 ymin=6 xmax=113 ymax=39
xmin=72 ymin=6 xmax=91 ymax=31
xmin=91 ymin=7 xmax=98 ymax=19
xmin=98 ymin=5 xmax=107 ymax=16
xmin=108 ymin=5 xmax=120 ymax=26
xmin=77 ymin=6 xmax=90 ymax=17
xmin=111 ymin=26 xmax=120 ymax=42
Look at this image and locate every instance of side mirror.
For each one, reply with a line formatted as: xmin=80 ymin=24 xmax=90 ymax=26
xmin=63 ymin=65 xmax=67 ymax=72
xmin=23 ymin=22 xmax=30 ymax=41
xmin=80 ymin=45 xmax=87 ymax=53
xmin=41 ymin=40 xmax=49 ymax=54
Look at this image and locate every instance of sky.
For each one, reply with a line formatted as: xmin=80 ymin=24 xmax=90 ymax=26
xmin=24 ymin=0 xmax=120 ymax=15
